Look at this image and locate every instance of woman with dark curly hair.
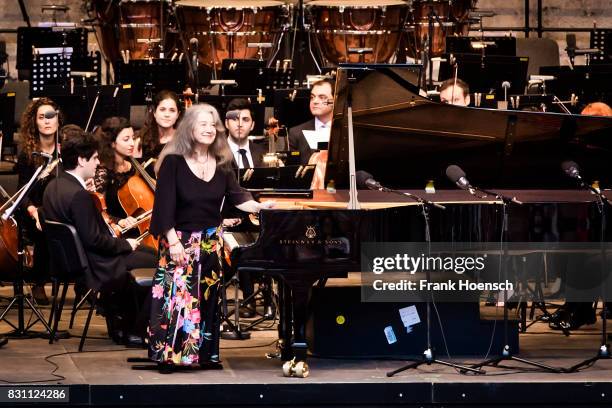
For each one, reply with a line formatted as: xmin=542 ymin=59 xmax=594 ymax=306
xmin=14 ymin=97 xmax=62 ymax=304
xmin=135 ymin=90 xmax=181 ymax=164
xmin=93 ymin=117 xmax=141 ymax=227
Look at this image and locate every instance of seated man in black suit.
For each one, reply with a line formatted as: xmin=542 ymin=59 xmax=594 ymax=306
xmin=288 ymin=78 xmax=335 ymax=165
xmin=223 ymin=98 xmax=273 ymax=318
xmin=225 ymin=98 xmax=266 ymax=169
xmin=42 ymin=132 xmax=150 ymax=344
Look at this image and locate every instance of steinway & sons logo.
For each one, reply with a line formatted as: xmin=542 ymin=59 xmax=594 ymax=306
xmin=305 ymin=226 xmax=316 ymax=239
xmin=278 ymin=225 xmax=344 ymax=246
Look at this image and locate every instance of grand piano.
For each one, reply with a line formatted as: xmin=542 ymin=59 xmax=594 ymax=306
xmin=227 ymin=65 xmax=612 ymax=371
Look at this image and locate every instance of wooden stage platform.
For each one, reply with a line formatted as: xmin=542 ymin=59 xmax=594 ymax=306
xmin=2 ymin=285 xmax=612 ymax=407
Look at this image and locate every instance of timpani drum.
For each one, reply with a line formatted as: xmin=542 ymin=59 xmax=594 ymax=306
xmin=405 ymin=0 xmax=453 ymax=58
xmin=306 ymin=0 xmax=409 ymax=65
xmin=404 ymin=0 xmax=477 ymax=58
xmin=451 ymin=0 xmax=478 ymax=36
xmin=175 ymin=0 xmax=289 ymax=70
xmin=91 ymin=0 xmax=176 ymax=62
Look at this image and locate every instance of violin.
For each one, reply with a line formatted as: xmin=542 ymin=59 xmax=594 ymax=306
xmin=117 ymin=158 xmax=158 ymax=249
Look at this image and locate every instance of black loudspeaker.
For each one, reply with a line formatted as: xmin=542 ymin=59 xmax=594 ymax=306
xmin=306 ymin=286 xmax=518 ymax=358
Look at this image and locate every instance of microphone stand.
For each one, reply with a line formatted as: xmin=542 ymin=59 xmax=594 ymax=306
xmin=565 ymin=181 xmax=611 ymax=372
xmin=385 ymin=189 xmax=484 ymax=377
xmin=0 ymin=160 xmax=54 ymax=338
xmin=460 ymin=187 xmax=561 ymax=373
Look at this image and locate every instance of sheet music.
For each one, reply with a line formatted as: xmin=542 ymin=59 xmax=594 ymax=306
xmin=302 ymin=128 xmax=330 ymax=150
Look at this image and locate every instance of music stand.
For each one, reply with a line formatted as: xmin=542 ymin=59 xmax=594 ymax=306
xmin=446 ymin=36 xmax=516 ymax=56
xmin=439 ymin=54 xmax=529 ymax=96
xmin=273 ymin=88 xmax=312 ymax=130
xmin=540 ymin=65 xmax=612 ymax=108
xmin=221 ymin=59 xmax=295 ymax=100
xmin=52 ymin=85 xmax=131 ymax=130
xmin=16 ymin=27 xmax=87 ymax=80
xmin=115 ymin=59 xmax=186 ymax=105
xmin=237 ymin=165 xmax=316 ymax=193
xmin=590 ymin=29 xmax=612 ymax=64
xmin=0 ymin=92 xmax=16 ymax=161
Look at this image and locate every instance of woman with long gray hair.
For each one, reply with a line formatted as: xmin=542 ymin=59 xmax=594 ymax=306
xmin=148 ymin=104 xmax=274 ymax=372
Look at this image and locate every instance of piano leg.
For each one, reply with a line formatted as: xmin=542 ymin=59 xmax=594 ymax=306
xmin=277 ymin=279 xmax=294 ymax=361
xmin=289 ymin=284 xmax=311 ymax=363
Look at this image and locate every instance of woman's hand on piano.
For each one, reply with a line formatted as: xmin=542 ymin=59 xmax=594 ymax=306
xmin=222 ymin=218 xmax=242 ymax=227
xmin=258 ymin=201 xmax=276 ymax=211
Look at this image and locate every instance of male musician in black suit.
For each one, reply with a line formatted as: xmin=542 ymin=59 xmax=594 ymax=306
xmin=439 ymin=78 xmax=471 ymax=107
xmin=223 ymin=98 xmax=273 ymax=318
xmin=288 ymin=78 xmax=335 ymax=165
xmin=42 ymin=132 xmax=149 ymax=344
xmin=225 ymin=98 xmax=266 ymax=169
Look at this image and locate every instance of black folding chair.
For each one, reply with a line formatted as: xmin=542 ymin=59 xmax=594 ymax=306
xmin=44 ymin=220 xmax=99 ymax=351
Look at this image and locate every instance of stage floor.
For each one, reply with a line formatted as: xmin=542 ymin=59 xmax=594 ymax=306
xmin=2 ymin=286 xmax=612 ymax=407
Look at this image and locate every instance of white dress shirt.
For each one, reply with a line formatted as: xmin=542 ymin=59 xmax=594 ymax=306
xmin=65 ymin=170 xmax=88 ymax=190
xmin=227 ymin=138 xmax=253 ymax=169
xmin=314 ymin=117 xmax=331 ymax=131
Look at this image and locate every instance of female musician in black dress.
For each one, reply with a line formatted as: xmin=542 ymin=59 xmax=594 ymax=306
xmin=148 ymin=104 xmax=273 ymax=371
xmin=14 ymin=98 xmax=62 ymax=304
xmin=135 ymin=90 xmax=181 ymax=163
xmin=93 ymin=117 xmax=139 ymax=228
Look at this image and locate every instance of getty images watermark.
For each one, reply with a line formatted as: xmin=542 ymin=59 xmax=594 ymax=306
xmin=360 ymin=242 xmax=612 ymax=302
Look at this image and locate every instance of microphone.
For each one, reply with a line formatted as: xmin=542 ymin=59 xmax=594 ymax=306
xmin=561 ymin=160 xmax=608 ymax=204
xmin=32 ymin=151 xmax=54 ymax=161
xmin=190 ymin=38 xmax=198 ymax=61
xmin=356 ymin=170 xmax=445 ymax=209
xmin=501 ymin=81 xmax=511 ymax=102
xmin=561 ymin=160 xmax=582 ymax=181
xmin=446 ymin=164 xmax=522 ymax=205
xmin=445 ymin=165 xmax=471 ymax=190
xmin=566 ymin=33 xmax=577 ymax=61
xmin=44 ymin=110 xmax=59 ymax=119
xmin=356 ymin=170 xmax=381 ymax=190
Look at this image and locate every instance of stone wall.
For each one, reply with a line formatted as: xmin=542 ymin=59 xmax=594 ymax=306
xmin=0 ymin=0 xmax=611 ymax=79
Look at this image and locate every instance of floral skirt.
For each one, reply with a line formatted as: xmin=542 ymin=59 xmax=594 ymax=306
xmin=148 ymin=227 xmax=223 ymax=366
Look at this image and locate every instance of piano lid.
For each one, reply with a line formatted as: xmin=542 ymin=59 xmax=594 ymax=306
xmin=326 ymin=66 xmax=612 ymax=190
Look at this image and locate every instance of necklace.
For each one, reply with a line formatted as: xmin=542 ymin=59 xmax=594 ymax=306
xmin=194 ymin=151 xmax=210 ymax=178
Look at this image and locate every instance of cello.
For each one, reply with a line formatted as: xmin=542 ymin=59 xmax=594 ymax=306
xmin=117 ymin=157 xmax=158 ymax=250
xmin=0 ymin=158 xmax=60 ymax=279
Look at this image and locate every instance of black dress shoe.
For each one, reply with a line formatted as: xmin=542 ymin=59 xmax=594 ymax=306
xmin=124 ymin=335 xmax=145 ymax=348
xmin=550 ymin=310 xmax=596 ymax=331
xmin=542 ymin=308 xmax=568 ymax=323
xmin=200 ymin=361 xmax=223 ymax=370
xmin=263 ymin=305 xmax=276 ymax=320
xmin=239 ymin=308 xmax=256 ymax=319
xmin=158 ymin=362 xmax=174 ymax=374
xmin=0 ymin=336 xmax=7 ymax=348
